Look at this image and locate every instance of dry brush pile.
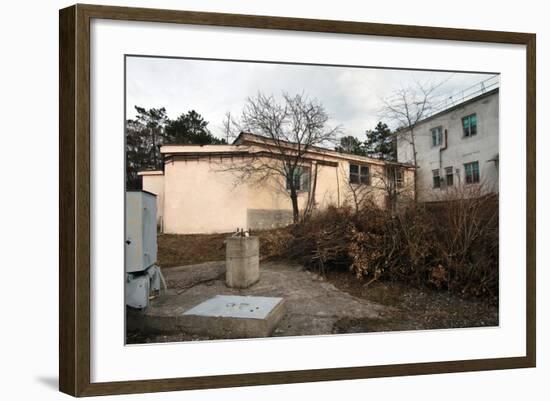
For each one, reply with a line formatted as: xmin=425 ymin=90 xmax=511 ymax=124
xmin=261 ymin=194 xmax=498 ymax=300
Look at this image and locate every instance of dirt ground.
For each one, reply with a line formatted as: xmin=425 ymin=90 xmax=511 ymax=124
xmin=325 ymin=271 xmax=498 ymax=333
xmin=128 ymin=233 xmax=498 ymax=344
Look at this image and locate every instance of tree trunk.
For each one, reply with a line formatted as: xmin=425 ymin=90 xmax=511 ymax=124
xmin=410 ymin=129 xmax=418 ymax=203
xmin=151 ymin=127 xmax=158 ymax=169
xmin=290 ymin=189 xmax=299 ymax=224
xmin=304 ymin=163 xmax=318 ymax=220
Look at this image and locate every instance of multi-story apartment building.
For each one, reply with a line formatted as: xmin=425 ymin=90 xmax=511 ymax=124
xmin=397 ymin=87 xmax=499 ymax=202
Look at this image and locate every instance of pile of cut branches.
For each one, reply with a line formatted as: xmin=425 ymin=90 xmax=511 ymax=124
xmin=262 ymin=194 xmax=498 ymax=300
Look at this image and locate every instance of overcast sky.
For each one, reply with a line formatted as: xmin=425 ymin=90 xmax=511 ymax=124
xmin=126 ymin=56 xmax=497 ymax=141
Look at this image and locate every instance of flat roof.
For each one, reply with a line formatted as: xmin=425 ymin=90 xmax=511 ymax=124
xmin=137 ymin=170 xmax=164 ymax=176
xmin=161 ymin=139 xmax=414 ymax=169
xmin=160 ymin=144 xmax=245 ymax=154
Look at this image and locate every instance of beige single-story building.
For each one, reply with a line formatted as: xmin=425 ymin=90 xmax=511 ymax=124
xmin=139 ymin=132 xmax=415 ymax=234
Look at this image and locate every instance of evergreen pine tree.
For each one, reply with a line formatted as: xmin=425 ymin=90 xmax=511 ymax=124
xmin=364 ymin=122 xmax=396 ymax=161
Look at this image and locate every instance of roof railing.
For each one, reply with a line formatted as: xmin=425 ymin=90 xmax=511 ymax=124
xmin=425 ymin=74 xmax=500 ymax=119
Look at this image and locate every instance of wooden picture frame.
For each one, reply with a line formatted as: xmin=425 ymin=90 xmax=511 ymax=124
xmin=59 ymin=3 xmax=536 ymax=397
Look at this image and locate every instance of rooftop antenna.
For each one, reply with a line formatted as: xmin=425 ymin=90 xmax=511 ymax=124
xmin=448 ymin=95 xmax=455 ymax=107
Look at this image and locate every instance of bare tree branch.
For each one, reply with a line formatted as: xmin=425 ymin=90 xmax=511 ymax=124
xmin=379 ymin=80 xmax=445 ymax=202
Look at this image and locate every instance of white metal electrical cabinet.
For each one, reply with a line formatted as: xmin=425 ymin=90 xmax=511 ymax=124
xmin=125 ymin=191 xmax=157 ymax=273
xmin=125 ymin=191 xmax=164 ymax=309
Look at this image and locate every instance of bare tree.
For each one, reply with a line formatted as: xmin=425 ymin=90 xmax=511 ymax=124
xmin=380 ymin=81 xmax=444 ymax=202
xmin=224 ymin=92 xmax=341 ymax=223
xmin=221 ymin=111 xmax=241 ymax=143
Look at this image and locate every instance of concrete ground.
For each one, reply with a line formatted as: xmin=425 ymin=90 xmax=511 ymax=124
xmin=127 ymin=260 xmax=393 ymax=340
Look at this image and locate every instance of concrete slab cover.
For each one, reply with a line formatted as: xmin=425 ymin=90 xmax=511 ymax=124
xmin=183 ymin=295 xmax=283 ymax=319
xmin=180 ymin=295 xmax=285 ymax=338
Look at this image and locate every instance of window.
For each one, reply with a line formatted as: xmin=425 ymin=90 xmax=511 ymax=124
xmin=464 ymin=161 xmax=480 ymax=184
xmin=349 ymin=164 xmax=370 ymax=185
xmin=445 ymin=166 xmax=454 ymax=187
xmin=386 ymin=166 xmax=404 ymax=188
xmin=462 ymin=114 xmax=477 ymax=137
xmin=432 ymin=169 xmax=441 ymax=189
xmin=286 ymin=167 xmax=310 ymax=191
xmin=431 ymin=127 xmax=443 ymax=147
xmin=395 ymin=168 xmax=404 ymax=188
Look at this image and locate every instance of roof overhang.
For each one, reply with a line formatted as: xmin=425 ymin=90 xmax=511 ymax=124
xmin=137 ymin=170 xmax=164 ymax=176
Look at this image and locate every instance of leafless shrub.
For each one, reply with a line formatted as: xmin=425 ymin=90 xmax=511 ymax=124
xmin=426 ymin=183 xmax=499 ymax=296
xmin=258 ymin=228 xmax=295 ymax=261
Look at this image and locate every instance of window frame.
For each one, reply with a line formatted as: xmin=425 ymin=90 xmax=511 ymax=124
xmin=386 ymin=166 xmax=404 ymax=188
xmin=395 ymin=168 xmax=404 ymax=188
xmin=464 ymin=161 xmax=480 ymax=184
xmin=462 ymin=113 xmax=478 ymax=137
xmin=349 ymin=163 xmax=371 ymax=186
xmin=286 ymin=166 xmax=310 ymax=192
xmin=430 ymin=126 xmax=443 ymax=147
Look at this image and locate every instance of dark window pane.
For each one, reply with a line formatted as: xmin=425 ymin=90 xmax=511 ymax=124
xmin=350 ymin=164 xmax=359 ymax=184
xmin=302 ymin=168 xmax=310 ymax=191
xmin=462 ymin=116 xmax=470 ymax=136
xmin=360 ymin=166 xmax=370 ymax=185
xmin=472 ymin=162 xmax=480 ymax=183
xmin=287 ymin=168 xmax=303 ymax=190
xmin=445 ymin=166 xmax=453 ymax=187
xmin=432 ymin=169 xmax=440 ymax=188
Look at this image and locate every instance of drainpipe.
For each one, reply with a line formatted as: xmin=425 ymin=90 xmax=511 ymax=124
xmin=335 ymin=163 xmax=340 ymax=207
xmin=439 ymin=129 xmax=448 ymax=186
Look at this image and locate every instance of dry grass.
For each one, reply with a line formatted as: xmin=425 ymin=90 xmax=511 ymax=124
xmin=158 ymin=229 xmax=290 ymax=268
xmin=158 ymin=233 xmax=228 ymax=267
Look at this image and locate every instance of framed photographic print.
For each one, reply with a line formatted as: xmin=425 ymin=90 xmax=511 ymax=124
xmin=59 ymin=4 xmax=536 ymax=397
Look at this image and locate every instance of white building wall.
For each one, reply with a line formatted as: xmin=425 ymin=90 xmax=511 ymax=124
xmin=397 ymin=90 xmax=499 ymax=202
